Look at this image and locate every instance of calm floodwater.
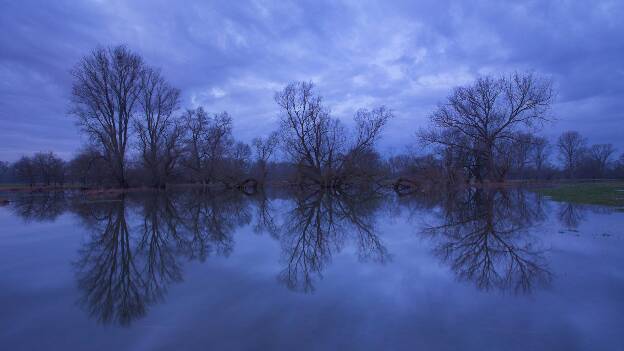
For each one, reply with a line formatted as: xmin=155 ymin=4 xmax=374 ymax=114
xmin=1 ymin=187 xmax=623 ymax=350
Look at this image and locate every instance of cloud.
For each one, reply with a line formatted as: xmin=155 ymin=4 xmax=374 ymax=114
xmin=1 ymin=0 xmax=623 ymax=161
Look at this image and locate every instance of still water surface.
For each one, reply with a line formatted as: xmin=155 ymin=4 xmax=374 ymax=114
xmin=0 ymin=188 xmax=623 ymax=350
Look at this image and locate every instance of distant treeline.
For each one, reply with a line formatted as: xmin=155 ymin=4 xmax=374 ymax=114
xmin=1 ymin=45 xmax=623 ymax=189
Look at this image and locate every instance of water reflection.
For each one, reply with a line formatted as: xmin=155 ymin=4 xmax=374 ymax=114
xmin=174 ymin=190 xmax=252 ymax=260
xmin=10 ymin=191 xmax=67 ymax=222
xmin=251 ymin=192 xmax=279 ymax=238
xmin=74 ymin=197 xmax=161 ymax=325
xmin=557 ymin=202 xmax=586 ymax=230
xmin=278 ymin=187 xmax=389 ymax=292
xmin=422 ymin=188 xmax=552 ymax=293
xmin=72 ymin=191 xmax=253 ymax=325
xmin=4 ymin=186 xmax=611 ymax=326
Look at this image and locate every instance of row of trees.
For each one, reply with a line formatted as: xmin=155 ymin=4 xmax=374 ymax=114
xmin=556 ymin=131 xmax=619 ymax=179
xmin=63 ymin=45 xmax=391 ymax=189
xmin=401 ymin=73 xmax=623 ymax=184
xmin=69 ymin=45 xmax=245 ymax=188
xmin=1 ymin=45 xmax=622 ymax=188
xmin=2 ymin=152 xmax=66 ymax=186
xmin=4 ymin=128 xmax=621 ymax=188
xmin=391 ymin=130 xmax=623 ymax=186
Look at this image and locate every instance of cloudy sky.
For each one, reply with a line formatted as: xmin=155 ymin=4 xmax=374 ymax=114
xmin=1 ymin=0 xmax=623 ymax=161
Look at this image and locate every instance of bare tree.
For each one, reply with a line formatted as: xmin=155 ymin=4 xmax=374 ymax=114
xmin=222 ymin=142 xmax=252 ymax=187
xmin=134 ymin=67 xmax=181 ymax=188
xmin=275 ymin=81 xmax=330 ymax=184
xmin=588 ymin=144 xmax=616 ymax=178
xmin=557 ymin=131 xmax=587 ymax=178
xmin=420 ymin=72 xmax=554 ymax=183
xmin=275 ymin=81 xmax=392 ymax=187
xmin=13 ymin=156 xmax=36 ymax=187
xmin=68 ymin=146 xmax=109 ymax=187
xmin=181 ymin=107 xmax=210 ymax=183
xmin=70 ymin=45 xmax=143 ymax=187
xmin=530 ymin=136 xmax=550 ymax=177
xmin=252 ymin=132 xmax=279 ymax=184
xmin=204 ymin=112 xmax=234 ymax=183
xmin=181 ymin=108 xmax=235 ymax=185
xmin=32 ymin=152 xmax=65 ymax=186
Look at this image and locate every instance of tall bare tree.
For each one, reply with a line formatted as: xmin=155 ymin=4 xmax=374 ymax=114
xmin=13 ymin=156 xmax=36 ymax=187
xmin=181 ymin=107 xmax=209 ymax=183
xmin=557 ymin=131 xmax=587 ymax=178
xmin=32 ymin=152 xmax=65 ymax=186
xmin=275 ymin=81 xmax=392 ymax=187
xmin=530 ymin=136 xmax=550 ymax=177
xmin=68 ymin=145 xmax=109 ymax=187
xmin=70 ymin=45 xmax=143 ymax=187
xmin=135 ymin=67 xmax=181 ymax=188
xmin=588 ymin=143 xmax=616 ymax=177
xmin=252 ymin=132 xmax=279 ymax=184
xmin=181 ymin=108 xmax=234 ymax=185
xmin=420 ymin=72 xmax=554 ymax=182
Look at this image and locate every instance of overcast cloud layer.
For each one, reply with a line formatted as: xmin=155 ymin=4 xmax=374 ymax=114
xmin=1 ymin=0 xmax=623 ymax=161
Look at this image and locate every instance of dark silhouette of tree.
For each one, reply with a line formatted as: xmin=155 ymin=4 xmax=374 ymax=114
xmin=588 ymin=143 xmax=616 ymax=177
xmin=67 ymin=145 xmax=110 ymax=187
xmin=135 ymin=67 xmax=182 ymax=188
xmin=70 ymin=45 xmax=143 ymax=188
xmin=12 ymin=156 xmax=37 ymax=187
xmin=252 ymin=132 xmax=280 ymax=185
xmin=11 ymin=152 xmax=65 ymax=186
xmin=275 ymin=81 xmax=392 ymax=187
xmin=530 ymin=136 xmax=551 ymax=178
xmin=420 ymin=72 xmax=554 ymax=183
xmin=181 ymin=108 xmax=238 ymax=185
xmin=557 ymin=131 xmax=587 ymax=178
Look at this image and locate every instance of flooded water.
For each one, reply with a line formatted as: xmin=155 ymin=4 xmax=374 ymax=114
xmin=1 ymin=187 xmax=623 ymax=350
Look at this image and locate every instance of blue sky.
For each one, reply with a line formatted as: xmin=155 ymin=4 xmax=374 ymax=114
xmin=1 ymin=0 xmax=623 ymax=161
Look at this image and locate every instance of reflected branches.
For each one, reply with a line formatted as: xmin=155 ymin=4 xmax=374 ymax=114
xmin=71 ymin=190 xmax=252 ymax=326
xmin=5 ymin=184 xmax=603 ymax=325
xmin=278 ymin=186 xmax=389 ymax=292
xmin=423 ymin=188 xmax=552 ymax=293
xmin=10 ymin=191 xmax=67 ymax=222
xmin=74 ymin=198 xmax=148 ymax=325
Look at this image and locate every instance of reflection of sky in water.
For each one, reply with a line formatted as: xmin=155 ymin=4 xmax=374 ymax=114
xmin=0 ymin=189 xmax=623 ymax=350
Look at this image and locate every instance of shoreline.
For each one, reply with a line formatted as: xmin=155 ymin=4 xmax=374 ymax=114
xmin=1 ymin=179 xmax=622 ymax=193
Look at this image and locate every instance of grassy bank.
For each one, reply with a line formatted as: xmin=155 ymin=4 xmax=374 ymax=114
xmin=535 ymin=181 xmax=624 ymax=207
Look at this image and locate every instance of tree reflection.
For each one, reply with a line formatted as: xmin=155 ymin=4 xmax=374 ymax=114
xmin=10 ymin=191 xmax=67 ymax=222
xmin=72 ymin=190 xmax=252 ymax=326
xmin=5 ymin=184 xmax=584 ymax=323
xmin=74 ymin=197 xmax=149 ymax=326
xmin=557 ymin=202 xmax=586 ymax=230
xmin=251 ymin=191 xmax=279 ymax=238
xmin=176 ymin=190 xmax=252 ymax=260
xmin=278 ymin=187 xmax=389 ymax=293
xmin=423 ymin=188 xmax=552 ymax=293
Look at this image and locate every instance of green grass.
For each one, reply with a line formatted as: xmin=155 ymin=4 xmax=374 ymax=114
xmin=536 ymin=182 xmax=624 ymax=208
